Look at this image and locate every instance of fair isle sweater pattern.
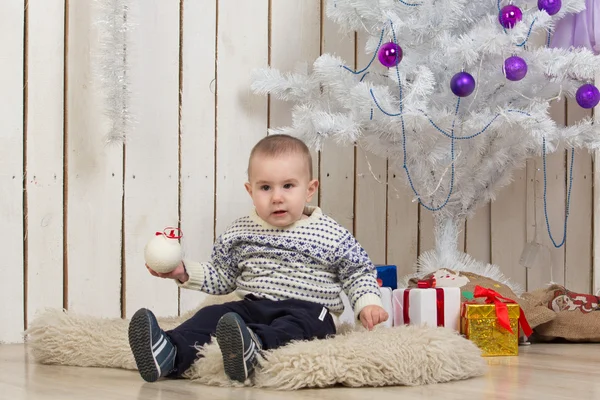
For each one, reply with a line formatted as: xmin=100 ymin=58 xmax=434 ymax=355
xmin=179 ymin=207 xmax=383 ymax=318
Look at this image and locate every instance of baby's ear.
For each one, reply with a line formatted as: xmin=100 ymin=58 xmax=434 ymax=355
xmin=306 ymin=179 xmax=319 ymax=202
xmin=244 ymin=182 xmax=252 ymax=196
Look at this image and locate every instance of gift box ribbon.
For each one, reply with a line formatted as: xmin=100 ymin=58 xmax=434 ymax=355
xmin=472 ymin=285 xmax=533 ymax=336
xmin=403 ymin=279 xmax=445 ymax=327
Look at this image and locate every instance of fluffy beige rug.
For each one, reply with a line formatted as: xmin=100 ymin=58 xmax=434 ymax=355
xmin=25 ymin=294 xmax=486 ymax=390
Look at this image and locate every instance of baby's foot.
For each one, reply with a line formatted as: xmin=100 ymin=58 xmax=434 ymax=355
xmin=128 ymin=308 xmax=176 ymax=382
xmin=216 ymin=312 xmax=262 ymax=382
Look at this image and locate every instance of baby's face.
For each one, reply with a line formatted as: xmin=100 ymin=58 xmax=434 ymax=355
xmin=245 ymin=153 xmax=317 ymax=227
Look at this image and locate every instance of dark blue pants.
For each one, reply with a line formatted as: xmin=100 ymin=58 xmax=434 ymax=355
xmin=165 ymin=295 xmax=337 ymax=376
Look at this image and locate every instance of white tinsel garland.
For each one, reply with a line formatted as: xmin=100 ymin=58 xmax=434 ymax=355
xmin=92 ymin=0 xmax=135 ymax=145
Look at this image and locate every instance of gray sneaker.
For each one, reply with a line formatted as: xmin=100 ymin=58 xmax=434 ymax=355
xmin=128 ymin=308 xmax=176 ymax=382
xmin=216 ymin=312 xmax=262 ymax=382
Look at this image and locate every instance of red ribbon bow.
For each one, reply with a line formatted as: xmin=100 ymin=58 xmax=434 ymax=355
xmin=155 ymin=227 xmax=183 ymax=239
xmin=473 ymin=285 xmax=532 ymax=336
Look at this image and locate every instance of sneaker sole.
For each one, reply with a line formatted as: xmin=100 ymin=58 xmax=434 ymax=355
xmin=216 ymin=314 xmax=247 ymax=382
xmin=128 ymin=308 xmax=161 ymax=383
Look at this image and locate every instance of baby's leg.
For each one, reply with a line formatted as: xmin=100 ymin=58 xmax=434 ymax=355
xmin=214 ymin=297 xmax=337 ymax=382
xmin=128 ymin=308 xmax=178 ymax=383
xmin=128 ymin=300 xmax=248 ymax=382
xmin=165 ymin=301 xmax=249 ymax=376
xmin=246 ymin=298 xmax=337 ymax=350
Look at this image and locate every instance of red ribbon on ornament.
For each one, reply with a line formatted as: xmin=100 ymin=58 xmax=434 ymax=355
xmin=472 ymin=285 xmax=533 ymax=336
xmin=403 ymin=281 xmax=445 ymax=327
xmin=156 ymin=227 xmax=183 ymax=239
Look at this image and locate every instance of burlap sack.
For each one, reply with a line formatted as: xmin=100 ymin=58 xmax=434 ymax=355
xmin=522 ymin=284 xmax=600 ymax=342
xmin=407 ymin=269 xmax=555 ymax=331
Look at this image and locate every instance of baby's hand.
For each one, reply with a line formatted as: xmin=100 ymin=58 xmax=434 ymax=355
xmin=146 ymin=262 xmax=188 ymax=283
xmin=359 ymin=305 xmax=389 ymax=331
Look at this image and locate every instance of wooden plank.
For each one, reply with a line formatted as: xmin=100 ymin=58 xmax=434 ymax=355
xmin=178 ymin=0 xmax=216 ymax=314
xmin=355 ymin=148 xmax=386 ymax=264
xmin=527 ymin=100 xmax=566 ymax=291
xmin=0 ymin=1 xmax=24 ymax=343
xmin=466 ymin=202 xmax=491 ymax=265
xmin=25 ymin=0 xmax=65 ymax=324
xmin=418 ymin=207 xmax=435 ymax=255
xmin=458 ymin=221 xmax=466 ymax=252
xmin=491 ymin=168 xmax=527 ymax=290
xmin=215 ymin=0 xmax=268 ymax=235
xmin=387 ymin=165 xmax=418 ymax=280
xmin=354 ymin=31 xmax=387 ymax=264
xmin=319 ymin=1 xmax=355 ymax=232
xmin=269 ymin=0 xmax=320 ymax=130
xmin=65 ymin=0 xmax=123 ymax=317
xmin=269 ymin=0 xmax=321 ymax=207
xmin=124 ymin=0 xmax=180 ymax=318
xmin=594 ymin=72 xmax=600 ymax=296
xmin=564 ymin=99 xmax=593 ymax=294
xmin=595 ymin=147 xmax=600 ymax=295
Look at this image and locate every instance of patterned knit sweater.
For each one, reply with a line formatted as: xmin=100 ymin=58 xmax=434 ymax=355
xmin=178 ymin=206 xmax=382 ymax=319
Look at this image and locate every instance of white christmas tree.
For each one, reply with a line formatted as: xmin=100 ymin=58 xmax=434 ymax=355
xmin=251 ymin=0 xmax=600 ymax=286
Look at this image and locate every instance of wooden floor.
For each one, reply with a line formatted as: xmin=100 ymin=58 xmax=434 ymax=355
xmin=1 ymin=343 xmax=599 ymax=399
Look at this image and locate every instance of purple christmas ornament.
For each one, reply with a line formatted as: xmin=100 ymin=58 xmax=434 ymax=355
xmin=378 ymin=42 xmax=403 ymax=68
xmin=575 ymin=84 xmax=600 ymax=108
xmin=503 ymin=56 xmax=528 ymax=81
xmin=538 ymin=0 xmax=561 ymax=16
xmin=498 ymin=5 xmax=523 ymax=29
xmin=450 ymin=72 xmax=476 ymax=97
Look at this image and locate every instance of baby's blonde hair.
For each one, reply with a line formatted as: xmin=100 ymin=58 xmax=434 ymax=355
xmin=248 ymin=134 xmax=313 ymax=180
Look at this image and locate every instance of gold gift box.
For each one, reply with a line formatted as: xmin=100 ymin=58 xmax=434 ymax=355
xmin=461 ymin=303 xmax=520 ymax=356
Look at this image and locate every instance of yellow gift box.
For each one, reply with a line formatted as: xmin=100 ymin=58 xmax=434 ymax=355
xmin=461 ymin=303 xmax=520 ymax=356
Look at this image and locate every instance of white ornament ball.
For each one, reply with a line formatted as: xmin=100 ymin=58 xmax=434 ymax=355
xmin=144 ymin=229 xmax=182 ymax=273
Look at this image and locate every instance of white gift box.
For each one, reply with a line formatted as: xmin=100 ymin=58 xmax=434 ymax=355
xmin=379 ymin=287 xmax=393 ymax=328
xmin=339 ymin=287 xmax=393 ymax=328
xmin=392 ymin=287 xmax=461 ymax=331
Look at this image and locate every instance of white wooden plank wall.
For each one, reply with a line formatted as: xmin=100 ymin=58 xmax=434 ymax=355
xmin=123 ymin=0 xmax=180 ymax=318
xmin=0 ymin=0 xmax=25 ymax=344
xmin=1 ymin=0 xmax=598 ymax=343
xmin=65 ymin=0 xmax=123 ymax=319
xmin=26 ymin=0 xmax=65 ymax=325
xmin=594 ymin=70 xmax=600 ymax=297
xmin=565 ymin=102 xmax=593 ymax=294
xmin=178 ymin=0 xmax=217 ymax=315
xmin=320 ymin=1 xmax=355 ymax=235
xmin=492 ymin=165 xmax=528 ymax=290
xmin=214 ymin=0 xmax=268 ymax=235
xmin=528 ymin=101 xmax=567 ymax=290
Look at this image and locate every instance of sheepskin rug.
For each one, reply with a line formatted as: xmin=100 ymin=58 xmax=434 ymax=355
xmin=25 ymin=294 xmax=486 ymax=390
